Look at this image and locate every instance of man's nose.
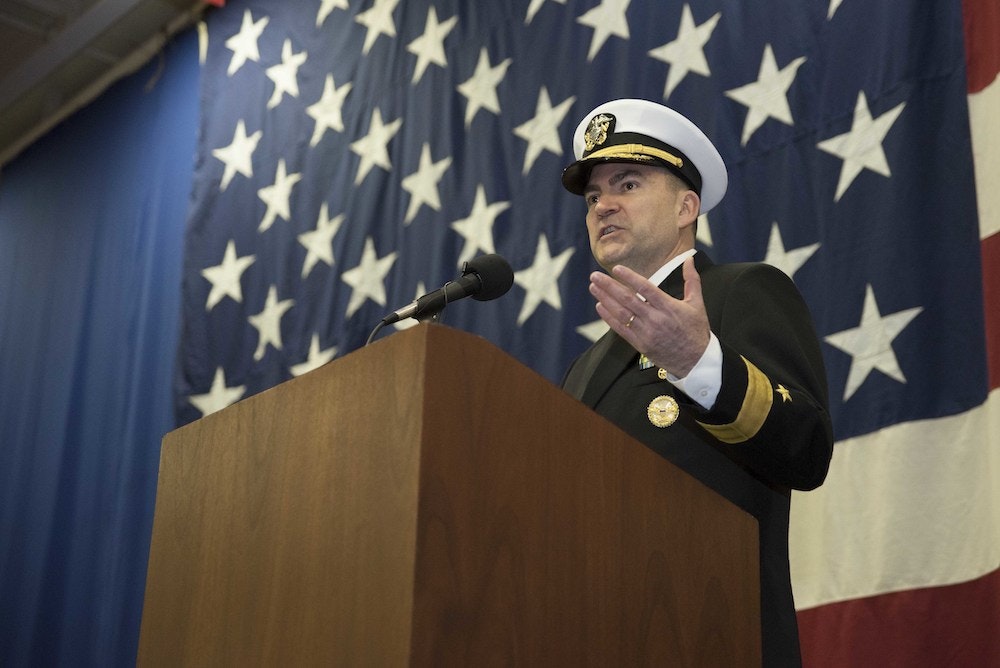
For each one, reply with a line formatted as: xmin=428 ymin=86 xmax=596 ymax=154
xmin=593 ymin=194 xmax=619 ymax=215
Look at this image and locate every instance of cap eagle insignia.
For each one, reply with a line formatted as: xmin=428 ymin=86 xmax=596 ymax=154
xmin=584 ymin=113 xmax=614 ymax=152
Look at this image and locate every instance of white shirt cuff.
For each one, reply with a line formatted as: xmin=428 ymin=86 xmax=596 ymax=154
xmin=667 ymin=333 xmax=722 ymax=410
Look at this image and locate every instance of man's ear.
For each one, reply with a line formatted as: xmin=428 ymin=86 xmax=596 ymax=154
xmin=678 ymin=190 xmax=701 ymax=229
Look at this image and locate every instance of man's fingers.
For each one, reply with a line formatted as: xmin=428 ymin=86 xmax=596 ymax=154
xmin=682 ymin=256 xmax=704 ymax=306
xmin=609 ymin=264 xmax=654 ymax=299
xmin=598 ymin=266 xmax=666 ymax=309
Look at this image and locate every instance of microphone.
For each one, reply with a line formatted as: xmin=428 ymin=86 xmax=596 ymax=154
xmin=381 ymin=253 xmax=514 ymax=325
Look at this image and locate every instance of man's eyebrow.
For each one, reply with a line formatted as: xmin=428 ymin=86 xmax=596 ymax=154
xmin=585 ymin=168 xmax=643 ymax=193
xmin=608 ymin=168 xmax=642 ymax=186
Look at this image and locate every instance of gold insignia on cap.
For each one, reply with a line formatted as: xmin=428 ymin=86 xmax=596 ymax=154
xmin=584 ymin=113 xmax=613 ymax=152
xmin=647 ymin=395 xmax=679 ymax=428
xmin=776 ymin=384 xmax=791 ymax=403
xmin=585 ymin=143 xmax=683 ymax=169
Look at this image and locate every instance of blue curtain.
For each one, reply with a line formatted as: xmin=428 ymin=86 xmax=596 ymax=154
xmin=0 ymin=32 xmax=198 ymax=666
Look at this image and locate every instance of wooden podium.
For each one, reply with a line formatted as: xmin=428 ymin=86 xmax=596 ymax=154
xmin=138 ymin=324 xmax=760 ymax=666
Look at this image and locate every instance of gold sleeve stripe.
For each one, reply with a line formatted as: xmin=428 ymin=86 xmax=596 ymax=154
xmin=586 ymin=143 xmax=684 ymax=169
xmin=697 ymin=356 xmax=773 ymax=444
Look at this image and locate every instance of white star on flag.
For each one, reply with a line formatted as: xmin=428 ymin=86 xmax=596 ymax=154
xmin=290 ymin=333 xmax=338 ymax=376
xmin=248 ymin=285 xmax=295 ymax=361
xmin=818 ymin=91 xmax=906 ymax=201
xmin=450 ymin=184 xmax=510 ymax=266
xmin=725 ymin=43 xmax=807 ymax=146
xmin=762 ymin=222 xmax=820 ymax=280
xmin=188 ymin=367 xmax=246 ymax=417
xmin=257 ymin=159 xmax=302 ymax=232
xmin=201 ymin=239 xmax=256 ymax=310
xmin=513 ymin=87 xmax=576 ymax=175
xmin=298 ymin=203 xmax=343 ymax=278
xmin=340 ymin=237 xmax=398 ymax=319
xmin=350 ymin=108 xmax=403 ymax=185
xmin=696 ymin=213 xmax=714 ymax=247
xmin=824 ymin=284 xmax=924 ymax=401
xmin=265 ymin=39 xmax=307 ymax=109
xmin=647 ymin=5 xmax=721 ymax=100
xmin=457 ymin=48 xmax=512 ymax=127
xmin=316 ymin=0 xmax=348 ymax=27
xmin=306 ymin=75 xmax=353 ymax=147
xmin=212 ymin=119 xmax=261 ymax=191
xmin=225 ymin=9 xmax=268 ymax=77
xmin=401 ymin=143 xmax=452 ymax=225
xmin=355 ymin=0 xmax=400 ymax=55
xmin=576 ymin=318 xmax=610 ymax=343
xmin=407 ymin=6 xmax=457 ymax=85
xmin=576 ymin=0 xmax=631 ymax=62
xmin=525 ymin=0 xmax=566 ymax=24
xmin=514 ymin=234 xmax=575 ymax=325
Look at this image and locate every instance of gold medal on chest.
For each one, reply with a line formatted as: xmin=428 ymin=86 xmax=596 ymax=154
xmin=647 ymin=395 xmax=679 ymax=428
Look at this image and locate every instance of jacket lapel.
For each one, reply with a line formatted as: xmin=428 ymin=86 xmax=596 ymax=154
xmin=578 ymin=332 xmax=636 ymax=407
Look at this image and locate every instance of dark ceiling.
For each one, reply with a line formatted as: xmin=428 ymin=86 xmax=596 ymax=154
xmin=0 ymin=0 xmax=205 ymax=168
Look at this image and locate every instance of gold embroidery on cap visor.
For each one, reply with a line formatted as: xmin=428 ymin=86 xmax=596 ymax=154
xmin=584 ymin=143 xmax=684 ymax=169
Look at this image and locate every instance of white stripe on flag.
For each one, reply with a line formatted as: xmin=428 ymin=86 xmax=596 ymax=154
xmin=790 ymin=387 xmax=1000 ymax=610
xmin=970 ymin=74 xmax=1000 ymax=239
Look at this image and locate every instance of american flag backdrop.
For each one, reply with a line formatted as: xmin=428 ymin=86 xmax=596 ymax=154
xmin=175 ymin=0 xmax=1000 ymax=663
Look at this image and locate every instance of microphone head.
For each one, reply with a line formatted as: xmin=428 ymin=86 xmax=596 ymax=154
xmin=464 ymin=254 xmax=514 ymax=301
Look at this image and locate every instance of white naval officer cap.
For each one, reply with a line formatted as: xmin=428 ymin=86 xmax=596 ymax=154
xmin=561 ymin=98 xmax=728 ymax=214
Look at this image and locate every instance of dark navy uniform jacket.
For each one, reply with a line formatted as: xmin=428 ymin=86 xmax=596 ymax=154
xmin=563 ymin=252 xmax=834 ymax=667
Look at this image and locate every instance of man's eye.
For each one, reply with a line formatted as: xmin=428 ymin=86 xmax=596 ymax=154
xmin=586 ymin=194 xmax=599 ymax=205
xmin=623 ymin=181 xmax=637 ymax=191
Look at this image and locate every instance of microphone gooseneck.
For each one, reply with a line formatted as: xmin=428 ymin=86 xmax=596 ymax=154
xmin=365 ymin=254 xmax=514 ymax=345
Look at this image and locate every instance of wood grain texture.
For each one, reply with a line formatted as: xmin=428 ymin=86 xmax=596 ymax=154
xmin=138 ymin=324 xmax=759 ymax=666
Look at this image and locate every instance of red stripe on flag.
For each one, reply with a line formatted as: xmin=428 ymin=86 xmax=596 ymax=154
xmin=963 ymin=0 xmax=1000 ymax=93
xmin=984 ymin=233 xmax=1000 ymax=391
xmin=797 ymin=567 xmax=1000 ymax=666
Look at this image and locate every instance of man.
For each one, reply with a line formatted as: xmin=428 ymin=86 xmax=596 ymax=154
xmin=561 ymin=98 xmax=834 ymax=666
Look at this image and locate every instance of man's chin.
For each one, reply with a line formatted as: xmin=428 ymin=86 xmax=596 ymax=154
xmin=593 ymin=244 xmax=626 ymax=269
